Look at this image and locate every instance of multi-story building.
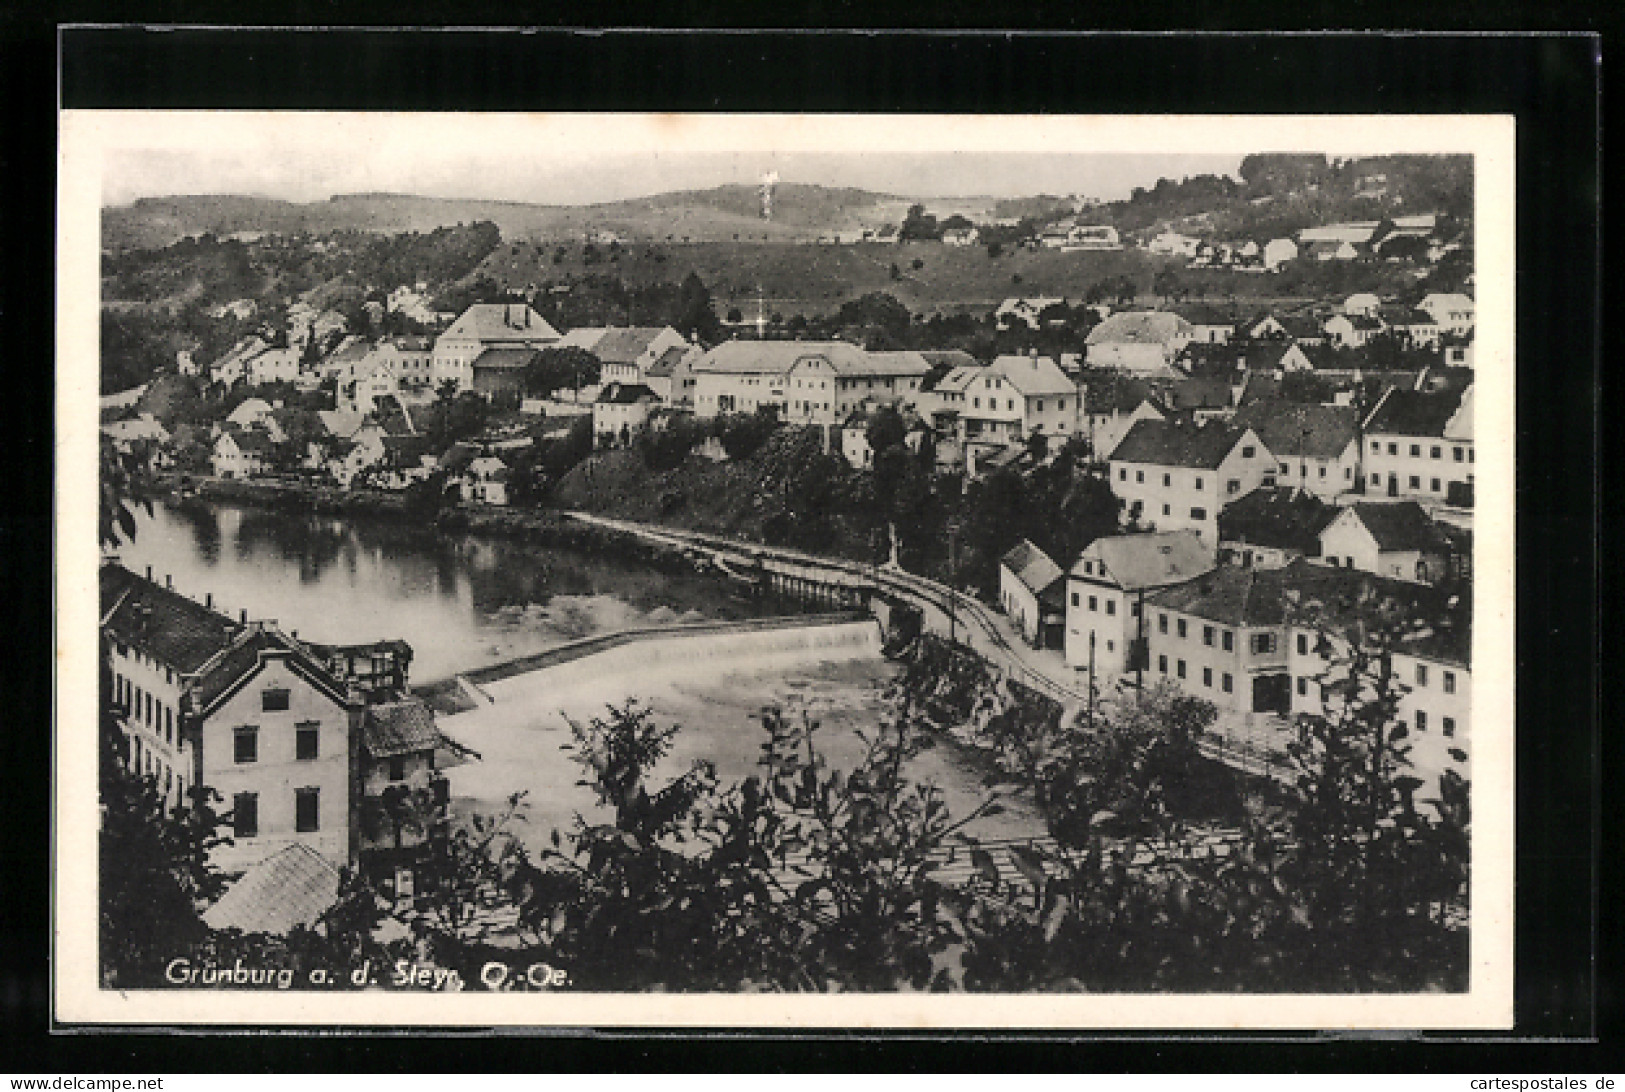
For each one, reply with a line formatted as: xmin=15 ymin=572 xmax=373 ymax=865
xmin=986 ymin=353 xmax=1081 ymax=441
xmin=1231 ymin=401 xmax=1361 ymax=499
xmin=1064 ymin=530 xmax=1214 ymax=686
xmin=1417 ymin=293 xmax=1475 ymax=337
xmin=1315 ymin=501 xmax=1454 ymax=584
xmin=559 ymin=326 xmax=689 ymax=387
xmin=1216 ymin=486 xmax=1337 ymax=570
xmin=1144 ymin=565 xmax=1294 ymax=716
xmin=1084 ymin=311 xmax=1193 ymax=376
xmin=1107 ymin=419 xmax=1277 ymax=544
xmin=998 ymin=539 xmax=1066 ymax=649
xmin=432 ymin=303 xmax=560 ymax=393
xmin=1362 ymin=383 xmax=1474 ymax=506
xmin=689 ymin=341 xmax=930 ymax=425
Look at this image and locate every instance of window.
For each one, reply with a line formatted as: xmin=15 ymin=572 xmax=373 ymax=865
xmin=1416 ymin=664 xmax=1429 ymax=686
xmin=1194 ymin=476 xmax=1205 ymax=491
xmin=1203 ymin=625 xmax=1214 ymax=647
xmin=1415 ymin=710 xmax=1428 ymax=733
xmin=1158 ymin=655 xmax=1168 ymax=674
xmin=1176 ymin=659 xmax=1187 ymax=679
xmin=1431 ymin=446 xmax=1442 ymax=459
xmin=1131 ymin=601 xmax=1140 ymax=617
xmin=1345 ymin=467 xmax=1353 ymax=479
xmin=164 ymin=706 xmax=173 ymax=743
xmin=262 ymin=688 xmax=290 ymax=712
xmin=1106 ymin=600 xmax=1116 ymax=616
xmin=233 ymin=726 xmax=258 ymax=764
xmin=1443 ymin=671 xmax=1457 ymax=694
xmin=1297 ymin=633 xmax=1309 ymax=655
xmin=1388 ymin=443 xmax=1398 ymax=455
xmin=1408 ymin=476 xmax=1421 ymax=490
xmin=1319 ymin=466 xmax=1328 ymax=479
xmin=1070 ymin=592 xmax=1080 ymax=608
xmin=1227 ymin=479 xmax=1241 ymax=495
xmin=1222 ymin=630 xmax=1234 ymax=652
xmin=1242 ymin=445 xmax=1256 ymax=458
xmin=1453 ymin=447 xmax=1464 ymax=462
xmin=1442 ymin=716 xmax=1456 ymax=737
xmin=295 ymin=788 xmax=320 ymax=832
xmin=1296 ymin=676 xmax=1308 ymax=696
xmin=232 ymin=793 xmax=258 ymax=838
xmin=1410 ymin=444 xmax=1421 ymax=457
xmin=1119 ymin=468 xmax=1127 ymax=481
xmin=1162 ymin=473 xmax=1171 ymax=487
xmin=296 ymin=723 xmax=320 ymax=760
xmin=1106 ymin=640 xmax=1114 ymax=652
xmin=1158 ymin=614 xmax=1168 ymax=634
xmin=1370 ymin=440 xmax=1380 ymax=453
xmin=1190 ymin=507 xmax=1207 ymax=520
xmin=1176 ymin=619 xmax=1187 ymax=639
xmin=1251 ymin=633 xmax=1277 ymax=655
xmin=1162 ymin=504 xmax=1171 ymax=516
xmin=1222 ymin=673 xmax=1233 ymax=693
xmin=1203 ymin=667 xmax=1213 ymax=687
xmin=388 ymin=756 xmax=407 ymax=782
xmin=1135 ymin=470 xmax=1144 ymax=483
xmin=1370 ymin=473 xmax=1380 ymax=486
xmin=1036 ymin=400 xmax=1044 ymax=412
xmin=1088 ymin=596 xmax=1098 ymax=612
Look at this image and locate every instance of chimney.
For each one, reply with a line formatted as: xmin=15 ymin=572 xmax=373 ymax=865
xmin=240 ymin=608 xmax=248 ymax=624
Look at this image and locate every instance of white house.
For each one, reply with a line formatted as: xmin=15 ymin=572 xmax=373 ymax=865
xmin=1323 ymin=313 xmax=1385 ymax=348
xmin=998 ymin=539 xmax=1066 ymax=649
xmin=593 ymin=382 xmax=662 ymax=446
xmin=941 ymin=227 xmax=979 ymax=247
xmin=1064 ymin=531 xmax=1214 ymax=685
xmin=1362 ymin=384 xmax=1474 ymax=506
xmin=1417 ymin=293 xmax=1475 ymax=337
xmin=246 ymin=348 xmax=301 ymax=387
xmin=1107 ymin=419 xmax=1277 ymax=544
xmin=986 ymin=353 xmax=1081 ymax=440
xmin=213 ymin=427 xmax=275 ymax=479
xmin=1316 ymin=501 xmax=1453 ymax=584
xmin=1343 ymin=293 xmax=1382 ymax=318
xmin=460 ymin=456 xmax=511 ymax=506
xmin=432 ymin=303 xmax=560 ymax=392
xmin=1262 ymin=238 xmax=1298 ymax=271
xmin=1230 ymin=401 xmax=1361 ymax=499
xmin=1084 ymin=311 xmax=1194 ymax=376
xmin=561 ymin=326 xmax=689 ymax=386
xmin=690 ymin=341 xmax=930 ymax=425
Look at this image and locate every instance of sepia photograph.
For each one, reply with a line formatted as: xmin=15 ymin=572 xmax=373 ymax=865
xmin=55 ymin=110 xmax=1515 ymax=1028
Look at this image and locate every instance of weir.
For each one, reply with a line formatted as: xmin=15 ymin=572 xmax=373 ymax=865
xmin=438 ymin=612 xmax=883 ymax=710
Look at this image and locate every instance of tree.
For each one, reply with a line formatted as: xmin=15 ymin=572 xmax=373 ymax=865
xmin=898 ymin=203 xmax=941 ymax=242
xmin=523 ymin=347 xmax=601 ymax=399
xmin=864 ymin=405 xmax=907 ymax=456
xmin=674 ymin=272 xmax=721 ymax=341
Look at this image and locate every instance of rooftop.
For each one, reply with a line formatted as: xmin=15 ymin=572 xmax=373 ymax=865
xmin=1000 ymin=538 xmax=1064 ymax=596
xmin=201 ymin=844 xmax=342 ymax=936
xmin=101 ymin=563 xmax=241 ymax=675
xmin=1108 ymin=418 xmax=1258 ymax=469
xmin=364 ymin=699 xmax=440 ymax=759
xmin=1085 ymin=310 xmax=1194 ymax=346
xmin=1073 ymin=530 xmax=1215 ymax=591
xmin=1218 ymin=487 xmax=1337 ymax=554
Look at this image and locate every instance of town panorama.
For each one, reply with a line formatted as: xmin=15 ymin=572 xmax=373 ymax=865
xmin=95 ymin=152 xmax=1476 ymax=998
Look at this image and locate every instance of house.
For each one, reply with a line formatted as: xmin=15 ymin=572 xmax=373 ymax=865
xmin=928 ymin=365 xmax=1022 ymax=449
xmin=1362 ymin=383 xmax=1474 ymax=505
xmin=940 ymin=227 xmax=979 ymax=247
xmin=561 ymin=326 xmax=688 ymax=386
xmin=356 ymin=698 xmax=446 ymax=871
xmin=1165 ymin=378 xmax=1235 ymax=424
xmin=245 ymin=347 xmax=301 ymax=387
xmin=1417 ymin=293 xmax=1475 ymax=337
xmin=460 ymin=455 xmax=511 ymax=506
xmin=1171 ymin=304 xmax=1239 ymax=344
xmin=1107 ymin=419 xmax=1276 ymax=544
xmin=225 ymin=397 xmax=276 ymax=432
xmin=1230 ymin=401 xmax=1361 ymax=498
xmin=1082 ymin=379 xmax=1167 ymax=463
xmin=370 ymin=336 xmax=436 ymax=391
xmin=986 ymin=353 xmax=1081 ymax=440
xmin=1216 ymin=486 xmax=1337 ymax=570
xmin=1244 ymin=311 xmax=1326 ymax=345
xmin=101 ymin=413 xmax=170 ymax=450
xmin=1144 ymin=565 xmax=1298 ymax=715
xmin=1059 ymin=224 xmax=1121 ymax=250
xmin=320 ymin=336 xmax=374 ymax=384
xmin=643 ymin=343 xmax=700 ymax=405
xmin=1279 ymin=559 xmax=1471 ymax=783
xmin=212 ymin=426 xmax=275 ymax=479
xmin=689 ymin=341 xmax=930 ymax=425
xmin=1262 ymin=237 xmax=1298 ymax=270
xmin=1064 ymin=530 xmax=1214 ymax=684
xmin=176 ymin=349 xmax=199 ymax=377
xmin=1343 ymin=293 xmax=1382 ymax=319
xmin=1304 ymin=239 xmax=1360 ymax=262
xmin=594 ymin=382 xmax=662 ymax=447
xmin=1147 ymin=231 xmax=1202 ymax=258
xmin=1299 ymin=221 xmax=1380 ymax=247
xmin=101 ymin=563 xmax=372 ymax=873
xmin=210 ymin=337 xmax=268 ymax=387
xmin=995 ymin=297 xmax=1065 ymax=331
xmin=1323 ymin=312 xmax=1385 ymax=348
xmin=1316 ymin=501 xmax=1453 ymax=584
xmin=343 ymin=356 xmax=399 ymax=415
xmin=1084 ymin=311 xmax=1194 ymax=375
xmin=998 ymin=539 xmax=1066 ymax=649
xmin=1238 ymin=340 xmax=1317 ymax=375
xmin=469 ymin=347 xmax=542 ymax=401
xmin=432 ymin=303 xmax=560 ymax=392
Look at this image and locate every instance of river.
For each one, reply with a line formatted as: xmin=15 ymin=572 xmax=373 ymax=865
xmin=118 ymin=500 xmax=1050 ymax=846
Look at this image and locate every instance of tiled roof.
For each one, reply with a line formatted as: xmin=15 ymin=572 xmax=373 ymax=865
xmin=556 ymin=327 xmax=610 ymax=351
xmin=1167 ymin=377 xmax=1234 ymax=411
xmin=1147 ymin=565 xmax=1293 ymax=627
xmin=989 ymin=355 xmax=1075 ymax=397
xmin=1272 ymin=558 xmax=1470 ymax=665
xmin=441 ymin=303 xmax=560 ymax=343
xmin=363 ymin=698 xmax=440 ymax=759
xmin=1217 ymin=487 xmax=1337 ymax=554
xmin=193 ymin=626 xmax=350 ymax=716
xmin=1231 ymin=401 xmax=1357 ymax=460
xmin=471 ymin=347 xmax=542 ymax=371
xmin=645 ymin=345 xmax=690 ymax=378
xmin=201 ymin=843 xmax=342 ymax=936
xmin=693 ymin=340 xmax=871 ymax=376
xmin=1074 ymin=531 xmax=1215 ymax=591
xmin=1364 ymin=386 xmax=1466 ymax=438
xmin=1338 ymin=502 xmax=1453 ymax=553
xmin=1082 ymin=374 xmax=1156 ymax=414
xmin=1235 ymin=372 xmax=1283 ymax=406
xmin=1108 ymin=419 xmax=1257 ymax=469
xmin=1000 ymin=539 xmax=1064 ymax=596
xmin=222 ymin=427 xmax=277 ymax=455
xmin=590 ymin=327 xmax=673 ymax=364
xmin=1085 ymin=310 xmax=1193 ymax=345
xmin=918 ymin=350 xmax=980 ymax=372
xmin=859 ymin=351 xmax=935 ymax=378
xmin=101 ymin=563 xmax=240 ymax=675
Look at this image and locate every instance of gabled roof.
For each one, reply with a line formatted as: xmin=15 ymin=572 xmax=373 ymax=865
xmin=988 ymin=354 xmax=1075 ymax=397
xmin=1074 ymin=531 xmax=1215 ymax=591
xmin=193 ymin=625 xmax=351 ymax=716
xmin=1333 ymin=502 xmax=1453 ymax=553
xmin=1328 ymin=313 xmax=1384 ymax=332
xmin=439 ymin=443 xmax=479 ymax=474
xmin=590 ymin=327 xmax=675 ymax=364
xmin=225 ymin=398 xmax=273 ymax=426
xmin=556 ymin=327 xmax=610 ymax=351
xmin=1147 ymin=565 xmax=1293 ymax=627
xmin=1270 ymin=558 xmax=1469 ymax=666
xmin=364 ymin=699 xmax=439 ymax=759
xmin=1364 ymin=386 xmax=1467 ymax=438
xmin=1231 ymin=401 xmax=1358 ymax=460
xmin=100 ymin=563 xmax=241 ymax=675
xmin=645 ymin=345 xmax=691 ymax=377
xmin=596 ymin=382 xmax=660 ymax=405
xmin=1217 ymin=487 xmax=1337 ymax=553
xmin=1082 ymin=374 xmax=1156 ymax=415
xmin=1108 ymin=419 xmax=1259 ymax=469
xmin=856 ymin=351 xmax=934 ymax=378
xmin=441 ymin=303 xmax=560 ymax=342
xmin=471 ymin=347 xmax=542 ymax=371
xmin=1085 ymin=310 xmax=1193 ymax=345
xmin=1167 ymin=377 xmax=1234 ymax=412
xmin=693 ymin=340 xmax=871 ymax=376
xmin=1000 ymin=539 xmax=1064 ymax=596
xmin=201 ymin=843 xmax=342 ymax=936
xmin=317 ymin=409 xmax=364 ymax=438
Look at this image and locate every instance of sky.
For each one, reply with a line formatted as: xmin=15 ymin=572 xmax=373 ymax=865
xmin=91 ymin=113 xmax=1258 ymax=208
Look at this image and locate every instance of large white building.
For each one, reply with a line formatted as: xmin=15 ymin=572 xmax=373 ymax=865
xmin=1230 ymin=401 xmax=1361 ymax=500
xmin=432 ymin=303 xmax=560 ymax=393
xmin=1064 ymin=531 xmax=1214 ymax=685
xmin=1107 ymin=419 xmax=1277 ymax=545
xmin=1084 ymin=311 xmax=1194 ymax=376
xmin=1362 ymin=384 xmax=1474 ymax=507
xmin=689 ymin=341 xmax=930 ymax=425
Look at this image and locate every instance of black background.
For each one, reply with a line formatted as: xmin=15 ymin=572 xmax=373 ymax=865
xmin=2 ymin=16 xmax=1608 ymax=1073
